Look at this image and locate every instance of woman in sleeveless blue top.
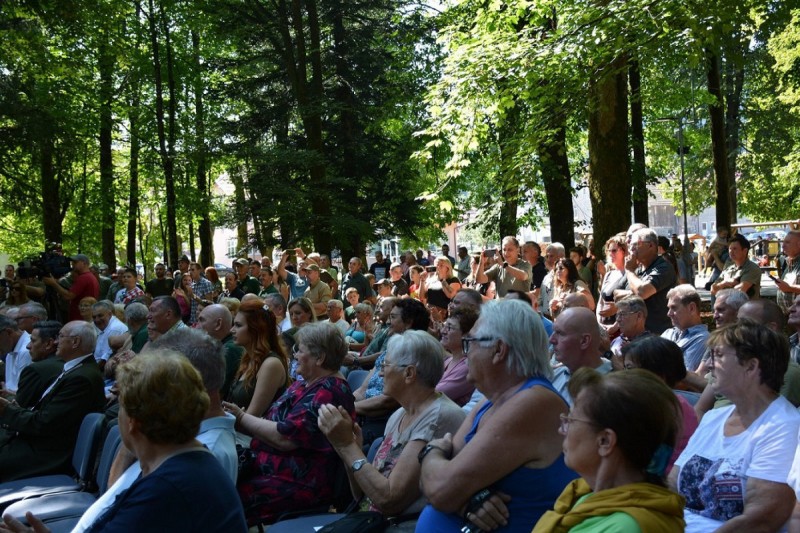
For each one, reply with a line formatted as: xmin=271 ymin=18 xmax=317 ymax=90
xmin=417 ymin=299 xmax=578 ymax=533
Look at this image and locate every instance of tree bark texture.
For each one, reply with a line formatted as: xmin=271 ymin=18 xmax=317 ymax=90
xmin=588 ymin=55 xmax=630 ymax=255
xmin=706 ymin=48 xmax=732 ymax=230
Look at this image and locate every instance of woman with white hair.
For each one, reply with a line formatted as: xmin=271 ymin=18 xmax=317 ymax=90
xmin=318 ymin=330 xmax=466 ymax=528
xmin=417 ymin=299 xmax=577 ymax=532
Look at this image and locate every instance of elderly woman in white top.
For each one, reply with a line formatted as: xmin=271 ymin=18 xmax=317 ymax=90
xmin=668 ymin=319 xmax=800 ymax=532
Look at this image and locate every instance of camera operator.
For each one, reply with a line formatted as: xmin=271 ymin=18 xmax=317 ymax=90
xmin=475 ymin=236 xmax=532 ymax=298
xmin=42 ymin=254 xmax=100 ymax=321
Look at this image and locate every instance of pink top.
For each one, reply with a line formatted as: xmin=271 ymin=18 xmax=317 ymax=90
xmin=670 ymin=393 xmax=699 ymax=470
xmin=435 ymin=356 xmax=474 ymax=406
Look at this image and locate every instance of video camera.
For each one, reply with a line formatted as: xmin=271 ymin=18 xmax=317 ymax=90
xmin=17 ymin=245 xmax=73 ymax=280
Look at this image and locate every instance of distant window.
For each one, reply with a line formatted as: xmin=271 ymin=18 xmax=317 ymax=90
xmin=227 ymin=238 xmax=236 ymax=258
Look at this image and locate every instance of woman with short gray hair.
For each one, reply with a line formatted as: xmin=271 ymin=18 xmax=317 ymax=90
xmin=318 ymin=329 xmax=465 ymax=528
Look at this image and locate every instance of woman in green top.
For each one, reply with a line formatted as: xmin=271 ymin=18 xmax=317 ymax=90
xmin=532 ymin=368 xmax=685 ymax=533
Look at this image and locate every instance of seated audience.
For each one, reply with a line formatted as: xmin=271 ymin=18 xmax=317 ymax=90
xmin=0 ymin=320 xmax=104 ymax=481
xmin=10 ymin=320 xmax=63 ymax=409
xmin=417 ymin=299 xmax=577 ymax=532
xmin=226 ymin=299 xmax=290 ymax=419
xmin=223 ymin=322 xmax=355 ymax=526
xmin=550 ymin=307 xmax=613 ymax=406
xmin=318 ymin=330 xmax=465 ymax=527
xmin=668 ymin=320 xmax=800 ymax=531
xmin=436 ymin=307 xmax=479 ymax=406
xmin=609 ymin=296 xmax=650 ymax=362
xmin=67 ymin=328 xmax=240 ymax=532
xmin=531 ymin=368 xmax=685 ymax=532
xmin=661 ymin=284 xmax=709 ymax=372
xmin=37 ymin=349 xmax=243 ymax=531
xmin=621 ymin=336 xmax=699 ymax=469
xmin=351 ymin=299 xmax=429 ymax=448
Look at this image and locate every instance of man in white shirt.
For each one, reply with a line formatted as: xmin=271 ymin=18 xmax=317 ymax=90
xmin=91 ymin=301 xmax=128 ymax=368
xmin=0 ymin=314 xmax=31 ymax=393
xmin=325 ymin=300 xmax=349 ymax=335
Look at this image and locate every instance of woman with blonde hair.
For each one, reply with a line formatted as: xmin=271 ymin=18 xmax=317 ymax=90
xmin=227 ymin=298 xmax=290 ymax=419
xmin=420 ymin=257 xmax=462 ymax=314
xmin=78 ymin=296 xmax=97 ymax=322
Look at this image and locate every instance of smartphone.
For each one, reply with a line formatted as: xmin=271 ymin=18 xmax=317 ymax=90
xmin=768 ymin=273 xmax=779 ymax=281
xmin=485 ymin=249 xmax=497 ymax=258
xmin=426 ymin=265 xmax=437 ymax=273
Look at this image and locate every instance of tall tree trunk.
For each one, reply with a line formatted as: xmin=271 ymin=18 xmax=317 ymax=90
xmin=706 ymin=48 xmax=732 ymax=229
xmin=127 ymin=86 xmax=140 ymax=268
xmin=99 ymin=37 xmax=116 ymax=270
xmin=40 ymin=135 xmax=63 ymax=246
xmin=497 ymin=107 xmax=521 ymax=237
xmin=538 ymin=116 xmax=574 ymax=246
xmin=191 ymin=30 xmax=213 ymax=266
xmin=629 ymin=59 xmax=648 ymax=225
xmin=588 ymin=56 xmax=630 ymax=253
xmin=230 ymin=165 xmax=249 ymax=256
xmin=724 ymin=47 xmax=744 ymax=222
xmin=149 ymin=0 xmax=179 ymax=268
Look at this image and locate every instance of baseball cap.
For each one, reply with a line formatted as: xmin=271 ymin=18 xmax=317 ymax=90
xmin=68 ymin=254 xmax=90 ymax=264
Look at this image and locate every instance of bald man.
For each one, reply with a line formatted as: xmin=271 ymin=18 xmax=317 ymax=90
xmin=549 ymin=307 xmax=612 ymax=405
xmin=197 ymin=304 xmax=243 ymax=398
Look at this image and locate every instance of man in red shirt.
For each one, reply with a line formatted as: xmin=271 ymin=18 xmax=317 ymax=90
xmin=42 ymin=254 xmax=100 ymax=321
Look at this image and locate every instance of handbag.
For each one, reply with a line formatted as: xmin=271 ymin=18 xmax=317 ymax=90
xmin=317 ymin=511 xmax=388 ymax=533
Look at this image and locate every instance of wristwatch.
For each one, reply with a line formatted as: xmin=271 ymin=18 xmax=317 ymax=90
xmin=351 ymin=458 xmax=367 ymax=472
xmin=417 ymin=443 xmax=447 ymax=464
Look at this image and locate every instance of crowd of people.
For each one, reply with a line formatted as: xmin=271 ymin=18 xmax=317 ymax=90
xmin=0 ymin=225 xmax=797 ymax=532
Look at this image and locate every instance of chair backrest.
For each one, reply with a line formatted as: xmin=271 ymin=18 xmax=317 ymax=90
xmin=347 ymin=370 xmax=369 ymax=391
xmin=72 ymin=413 xmax=105 ymax=484
xmin=95 ymin=425 xmax=122 ymax=494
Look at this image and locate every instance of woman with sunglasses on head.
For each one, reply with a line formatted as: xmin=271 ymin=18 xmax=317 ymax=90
xmin=596 ymin=234 xmax=628 ymax=336
xmin=532 ymin=367 xmax=685 ymax=532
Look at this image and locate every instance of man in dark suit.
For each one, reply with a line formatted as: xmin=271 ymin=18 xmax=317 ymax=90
xmin=0 ymin=320 xmax=105 ymax=481
xmin=13 ymin=320 xmax=64 ymax=408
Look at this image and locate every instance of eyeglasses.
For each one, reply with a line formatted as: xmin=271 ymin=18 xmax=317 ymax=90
xmin=461 ymin=336 xmax=496 ymax=354
xmin=559 ymin=413 xmax=599 ymax=433
xmin=377 ymin=360 xmax=409 ymax=372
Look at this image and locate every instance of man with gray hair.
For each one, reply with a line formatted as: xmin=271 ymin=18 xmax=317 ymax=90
xmin=0 ymin=320 xmax=104 ymax=481
xmin=712 ymin=288 xmax=749 ymax=329
xmin=609 ymin=296 xmax=650 ymax=359
xmin=91 ymin=300 xmax=128 ymax=366
xmin=15 ymin=302 xmax=48 ymax=335
xmin=124 ymin=302 xmax=150 ymax=353
xmin=264 ymin=293 xmax=291 ymax=332
xmin=325 ymin=299 xmax=348 ymax=335
xmin=661 ymin=284 xmax=709 ymax=372
xmin=197 ymin=303 xmax=242 ymax=398
xmin=0 ymin=315 xmax=31 ymax=393
xmin=616 ymin=228 xmax=676 ymax=334
xmin=538 ymin=242 xmax=566 ymax=319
